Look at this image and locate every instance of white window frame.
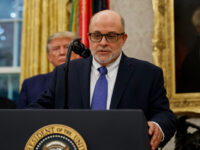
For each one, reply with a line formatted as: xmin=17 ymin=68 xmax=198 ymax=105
xmin=0 ymin=0 xmax=23 ymax=100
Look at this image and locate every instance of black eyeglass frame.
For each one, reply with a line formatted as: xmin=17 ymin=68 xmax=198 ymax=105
xmin=88 ymin=32 xmax=125 ymax=42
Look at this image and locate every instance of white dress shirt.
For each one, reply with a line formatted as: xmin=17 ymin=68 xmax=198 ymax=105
xmin=90 ymin=53 xmax=122 ymax=109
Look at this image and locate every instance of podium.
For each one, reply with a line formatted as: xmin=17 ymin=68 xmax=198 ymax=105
xmin=0 ymin=109 xmax=150 ymax=150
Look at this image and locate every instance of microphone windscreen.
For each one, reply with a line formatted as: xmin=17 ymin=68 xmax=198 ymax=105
xmin=72 ymin=39 xmax=91 ymax=58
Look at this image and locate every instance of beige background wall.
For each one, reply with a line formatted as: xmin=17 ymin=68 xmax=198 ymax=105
xmin=110 ymin=1 xmax=174 ymax=149
xmin=110 ymin=0 xmax=154 ymax=63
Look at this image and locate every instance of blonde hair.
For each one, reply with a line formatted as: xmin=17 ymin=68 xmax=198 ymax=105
xmin=47 ymin=31 xmax=78 ymax=53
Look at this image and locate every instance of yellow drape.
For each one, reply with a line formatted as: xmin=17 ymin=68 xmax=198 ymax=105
xmin=20 ymin=0 xmax=71 ymax=86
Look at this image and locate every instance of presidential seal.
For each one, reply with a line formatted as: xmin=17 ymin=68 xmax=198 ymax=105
xmin=24 ymin=124 xmax=87 ymax=150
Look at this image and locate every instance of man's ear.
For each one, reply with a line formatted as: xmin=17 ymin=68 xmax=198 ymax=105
xmin=122 ymin=33 xmax=128 ymax=44
xmin=47 ymin=53 xmax=52 ymax=63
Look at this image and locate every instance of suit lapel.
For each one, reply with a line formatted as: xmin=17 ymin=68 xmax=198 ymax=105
xmin=79 ymin=56 xmax=92 ymax=108
xmin=110 ymin=54 xmax=135 ymax=109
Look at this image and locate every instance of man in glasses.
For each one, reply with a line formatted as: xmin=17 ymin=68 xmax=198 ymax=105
xmin=87 ymin=11 xmax=175 ymax=149
xmin=31 ymin=10 xmax=176 ymax=150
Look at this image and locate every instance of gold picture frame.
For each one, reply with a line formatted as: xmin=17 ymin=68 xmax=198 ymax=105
xmin=152 ymin=0 xmax=200 ymax=115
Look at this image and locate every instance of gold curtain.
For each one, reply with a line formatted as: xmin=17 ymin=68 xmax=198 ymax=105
xmin=20 ymin=0 xmax=71 ymax=85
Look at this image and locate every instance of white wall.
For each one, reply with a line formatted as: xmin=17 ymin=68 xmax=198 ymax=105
xmin=110 ymin=0 xmax=153 ymax=63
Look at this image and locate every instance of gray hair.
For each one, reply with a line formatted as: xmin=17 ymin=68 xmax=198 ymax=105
xmin=89 ymin=10 xmax=125 ymax=32
xmin=192 ymin=7 xmax=200 ymax=28
xmin=47 ymin=31 xmax=78 ymax=53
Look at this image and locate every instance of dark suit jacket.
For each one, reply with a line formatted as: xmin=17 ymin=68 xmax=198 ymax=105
xmin=31 ymin=54 xmax=176 ymax=146
xmin=17 ymin=72 xmax=53 ymax=108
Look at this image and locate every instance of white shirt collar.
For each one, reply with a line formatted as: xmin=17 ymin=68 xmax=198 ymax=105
xmin=92 ymin=53 xmax=122 ymax=77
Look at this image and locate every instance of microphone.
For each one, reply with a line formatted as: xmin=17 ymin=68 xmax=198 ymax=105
xmin=70 ymin=38 xmax=91 ymax=58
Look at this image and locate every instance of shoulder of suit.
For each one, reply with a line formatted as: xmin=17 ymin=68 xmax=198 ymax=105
xmin=23 ymin=73 xmax=51 ymax=84
xmin=71 ymin=57 xmax=91 ymax=64
xmin=55 ymin=57 xmax=90 ymax=72
xmin=125 ymin=56 xmax=162 ymax=72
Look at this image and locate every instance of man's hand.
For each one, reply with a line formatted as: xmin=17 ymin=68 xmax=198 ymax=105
xmin=148 ymin=121 xmax=163 ymax=150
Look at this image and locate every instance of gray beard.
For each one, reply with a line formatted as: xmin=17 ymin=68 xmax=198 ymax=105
xmin=92 ymin=50 xmax=121 ymax=65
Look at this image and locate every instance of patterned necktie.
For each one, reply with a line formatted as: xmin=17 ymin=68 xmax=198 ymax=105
xmin=91 ymin=67 xmax=108 ymax=110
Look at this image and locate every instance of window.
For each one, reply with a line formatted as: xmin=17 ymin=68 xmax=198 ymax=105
xmin=0 ymin=0 xmax=23 ymax=102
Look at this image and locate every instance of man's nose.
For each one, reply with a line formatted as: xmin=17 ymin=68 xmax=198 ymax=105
xmin=60 ymin=47 xmax=67 ymax=54
xmin=99 ymin=36 xmax=108 ymax=46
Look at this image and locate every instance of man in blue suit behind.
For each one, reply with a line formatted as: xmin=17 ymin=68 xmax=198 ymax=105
xmin=31 ymin=10 xmax=176 ymax=149
xmin=17 ymin=31 xmax=79 ymax=108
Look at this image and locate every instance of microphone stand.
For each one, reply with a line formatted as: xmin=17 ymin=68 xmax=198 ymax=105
xmin=64 ymin=38 xmax=91 ymax=109
xmin=64 ymin=39 xmax=75 ymax=109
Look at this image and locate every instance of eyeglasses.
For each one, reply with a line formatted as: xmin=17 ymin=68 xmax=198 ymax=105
xmin=88 ymin=32 xmax=125 ymax=43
